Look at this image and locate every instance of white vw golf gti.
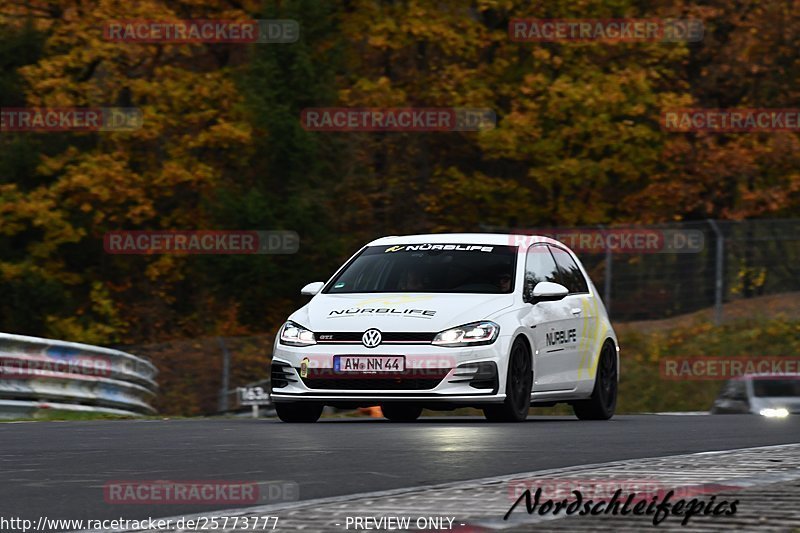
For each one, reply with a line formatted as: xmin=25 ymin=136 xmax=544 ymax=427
xmin=271 ymin=234 xmax=619 ymax=422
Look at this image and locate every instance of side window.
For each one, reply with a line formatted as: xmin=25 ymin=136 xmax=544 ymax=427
xmin=523 ymin=245 xmax=559 ymax=302
xmin=549 ymin=246 xmax=589 ymax=294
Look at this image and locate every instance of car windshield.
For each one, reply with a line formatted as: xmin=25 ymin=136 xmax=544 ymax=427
xmin=324 ymin=244 xmax=517 ymax=294
xmin=752 ymin=378 xmax=800 ymax=397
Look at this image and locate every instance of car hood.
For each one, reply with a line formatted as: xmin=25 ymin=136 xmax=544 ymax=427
xmin=289 ymin=292 xmax=516 ymax=333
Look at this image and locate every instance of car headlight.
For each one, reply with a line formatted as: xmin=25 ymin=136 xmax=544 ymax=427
xmin=432 ymin=321 xmax=499 ymax=347
xmin=759 ymin=407 xmax=789 ymax=418
xmin=279 ymin=321 xmax=316 ymax=346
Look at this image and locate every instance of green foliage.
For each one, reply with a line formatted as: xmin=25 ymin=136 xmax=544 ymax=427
xmin=617 ymin=318 xmax=800 ymax=413
xmin=0 ymin=1 xmax=797 ymax=414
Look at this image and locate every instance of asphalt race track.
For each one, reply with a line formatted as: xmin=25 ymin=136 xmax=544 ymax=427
xmin=2 ymin=415 xmax=799 ymax=526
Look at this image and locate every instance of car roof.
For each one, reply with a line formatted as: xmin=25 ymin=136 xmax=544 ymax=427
xmin=733 ymin=373 xmax=800 ymax=381
xmin=367 ymin=233 xmax=563 ymax=248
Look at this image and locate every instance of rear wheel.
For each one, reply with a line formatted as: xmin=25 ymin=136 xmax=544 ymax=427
xmin=275 ymin=402 xmax=323 ymax=423
xmin=484 ymin=338 xmax=532 ymax=422
xmin=572 ymin=341 xmax=617 ymax=420
xmin=381 ymin=404 xmax=422 ymax=422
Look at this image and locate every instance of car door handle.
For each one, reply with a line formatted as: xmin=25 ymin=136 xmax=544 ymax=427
xmin=571 ymin=308 xmax=582 ymax=315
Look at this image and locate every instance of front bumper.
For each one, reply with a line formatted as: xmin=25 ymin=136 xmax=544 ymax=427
xmin=270 ymin=336 xmax=512 ymax=404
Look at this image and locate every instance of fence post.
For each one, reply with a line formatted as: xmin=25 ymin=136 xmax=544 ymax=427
xmin=604 ymin=236 xmax=612 ymax=315
xmin=707 ymin=220 xmax=724 ymax=325
xmin=218 ymin=337 xmax=231 ymax=412
xmin=599 ymin=225 xmax=612 ymax=315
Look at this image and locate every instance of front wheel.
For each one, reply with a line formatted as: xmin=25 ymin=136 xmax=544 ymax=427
xmin=572 ymin=341 xmax=617 ymax=420
xmin=381 ymin=404 xmax=422 ymax=422
xmin=275 ymin=402 xmax=323 ymax=423
xmin=484 ymin=338 xmax=532 ymax=422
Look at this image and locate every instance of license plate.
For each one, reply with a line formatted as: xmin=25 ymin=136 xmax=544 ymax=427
xmin=334 ymin=355 xmax=405 ymax=373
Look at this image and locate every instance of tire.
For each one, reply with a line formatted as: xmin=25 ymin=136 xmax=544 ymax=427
xmin=381 ymin=404 xmax=422 ymax=422
xmin=572 ymin=341 xmax=617 ymax=420
xmin=275 ymin=402 xmax=323 ymax=423
xmin=483 ymin=338 xmax=532 ymax=422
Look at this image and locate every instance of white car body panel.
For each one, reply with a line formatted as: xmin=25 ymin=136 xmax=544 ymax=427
xmin=271 ymin=233 xmax=618 ymax=408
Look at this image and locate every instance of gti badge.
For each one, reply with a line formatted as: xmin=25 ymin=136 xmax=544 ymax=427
xmin=362 ymin=329 xmax=382 ymax=348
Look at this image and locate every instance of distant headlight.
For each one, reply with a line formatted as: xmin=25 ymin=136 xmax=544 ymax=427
xmin=279 ymin=321 xmax=316 ymax=346
xmin=432 ymin=321 xmax=499 ymax=347
xmin=759 ymin=407 xmax=789 ymax=418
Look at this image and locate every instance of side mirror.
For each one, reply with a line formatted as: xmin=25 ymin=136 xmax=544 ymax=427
xmin=300 ymin=281 xmax=325 ymax=296
xmin=530 ymin=281 xmax=569 ymax=304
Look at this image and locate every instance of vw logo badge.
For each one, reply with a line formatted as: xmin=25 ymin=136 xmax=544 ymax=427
xmin=362 ymin=329 xmax=382 ymax=348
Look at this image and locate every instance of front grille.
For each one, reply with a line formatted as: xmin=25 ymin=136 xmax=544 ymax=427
xmin=270 ymin=361 xmax=297 ymax=389
xmin=316 ymin=332 xmax=436 ymax=344
xmin=448 ymin=361 xmax=498 ymax=392
xmin=301 ymin=368 xmax=448 ymax=390
xmin=301 ymin=377 xmax=444 ymax=390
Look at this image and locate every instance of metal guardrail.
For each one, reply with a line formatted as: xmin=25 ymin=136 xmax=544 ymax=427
xmin=0 ymin=332 xmax=158 ymax=418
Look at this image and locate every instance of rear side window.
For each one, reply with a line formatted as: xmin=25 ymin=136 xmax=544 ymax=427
xmin=720 ymin=380 xmax=748 ymax=401
xmin=523 ymin=244 xmax=560 ymax=301
xmin=549 ymin=246 xmax=589 ymax=294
